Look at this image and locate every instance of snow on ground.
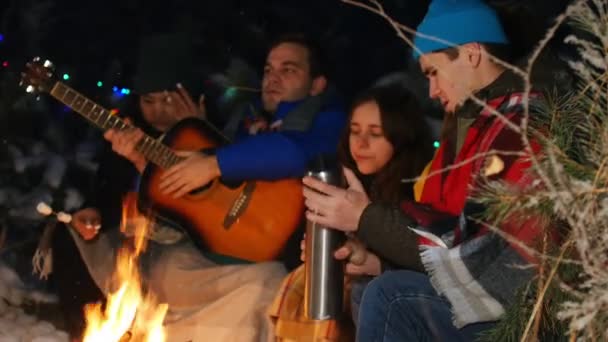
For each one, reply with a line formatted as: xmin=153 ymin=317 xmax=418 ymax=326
xmin=0 ymin=262 xmax=68 ymax=342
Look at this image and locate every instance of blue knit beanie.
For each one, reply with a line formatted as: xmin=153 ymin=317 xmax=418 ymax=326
xmin=413 ymin=0 xmax=508 ymax=60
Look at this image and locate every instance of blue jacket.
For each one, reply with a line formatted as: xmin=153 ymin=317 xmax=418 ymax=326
xmin=216 ymin=95 xmax=346 ymax=181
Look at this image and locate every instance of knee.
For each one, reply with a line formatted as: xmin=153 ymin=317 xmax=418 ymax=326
xmin=360 ymin=270 xmax=429 ymax=309
xmin=350 ymin=277 xmax=371 ymax=306
xmin=349 ymin=276 xmax=373 ymax=323
xmin=359 ymin=272 xmax=395 ymax=309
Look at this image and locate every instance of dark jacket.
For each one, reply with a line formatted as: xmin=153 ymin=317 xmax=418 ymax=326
xmin=217 ymin=92 xmax=347 ymax=181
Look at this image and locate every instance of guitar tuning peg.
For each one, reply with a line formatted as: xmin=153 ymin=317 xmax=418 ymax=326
xmin=33 ymin=56 xmax=41 ymax=62
xmin=43 ymin=60 xmax=53 ymax=68
xmin=25 ymin=85 xmax=35 ymax=93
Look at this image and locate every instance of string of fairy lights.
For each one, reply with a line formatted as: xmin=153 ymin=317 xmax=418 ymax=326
xmin=1 ymin=32 xmax=131 ymax=99
xmin=1 ymin=31 xmax=441 ymax=148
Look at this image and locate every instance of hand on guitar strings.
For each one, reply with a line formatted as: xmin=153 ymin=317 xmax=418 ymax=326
xmin=166 ymin=83 xmax=207 ymax=121
xmin=302 ymin=167 xmax=370 ymax=233
xmin=159 ymin=151 xmax=221 ymax=198
xmin=300 ymin=235 xmax=381 ymax=276
xmin=104 ymin=118 xmax=147 ymax=172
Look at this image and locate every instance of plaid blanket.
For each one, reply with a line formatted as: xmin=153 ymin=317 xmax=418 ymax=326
xmin=405 ymin=92 xmax=545 ymax=328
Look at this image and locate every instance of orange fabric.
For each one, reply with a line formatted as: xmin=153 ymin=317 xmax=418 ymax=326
xmin=269 ymin=265 xmax=353 ymax=341
xmin=413 ymin=159 xmax=433 ymax=202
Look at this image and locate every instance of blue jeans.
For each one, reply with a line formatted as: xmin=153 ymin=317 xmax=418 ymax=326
xmin=350 ymin=276 xmax=374 ymax=324
xmin=354 ymin=270 xmax=495 ymax=342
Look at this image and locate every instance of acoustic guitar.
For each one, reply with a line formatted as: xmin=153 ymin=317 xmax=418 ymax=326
xmin=21 ymin=57 xmax=305 ymax=262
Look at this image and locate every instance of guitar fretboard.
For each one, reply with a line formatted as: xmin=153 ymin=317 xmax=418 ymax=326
xmin=50 ymin=82 xmax=181 ymax=169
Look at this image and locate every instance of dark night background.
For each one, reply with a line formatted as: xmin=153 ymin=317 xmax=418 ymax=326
xmin=0 ymin=0 xmax=575 ymax=110
xmin=0 ymin=0 xmax=574 ymax=338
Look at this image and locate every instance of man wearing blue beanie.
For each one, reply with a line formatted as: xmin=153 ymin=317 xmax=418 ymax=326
xmin=351 ymin=0 xmax=554 ymax=341
xmin=414 ymin=0 xmax=510 ymax=114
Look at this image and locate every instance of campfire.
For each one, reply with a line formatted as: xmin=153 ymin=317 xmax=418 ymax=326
xmin=81 ymin=193 xmax=168 ymax=342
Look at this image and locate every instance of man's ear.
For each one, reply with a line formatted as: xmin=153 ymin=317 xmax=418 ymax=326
xmin=309 ymin=75 xmax=327 ymax=96
xmin=462 ymin=42 xmax=482 ymax=68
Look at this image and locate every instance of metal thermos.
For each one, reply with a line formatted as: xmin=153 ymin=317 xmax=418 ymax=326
xmin=304 ymin=156 xmax=345 ymax=320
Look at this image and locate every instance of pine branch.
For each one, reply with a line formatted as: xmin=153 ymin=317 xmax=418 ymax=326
xmin=478 ymin=260 xmax=581 ymax=342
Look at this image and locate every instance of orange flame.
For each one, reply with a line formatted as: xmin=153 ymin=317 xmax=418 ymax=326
xmin=120 ymin=192 xmax=150 ymax=256
xmin=82 ymin=193 xmax=167 ymax=342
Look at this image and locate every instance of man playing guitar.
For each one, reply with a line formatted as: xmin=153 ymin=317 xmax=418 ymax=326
xmin=68 ymin=32 xmax=346 ymax=341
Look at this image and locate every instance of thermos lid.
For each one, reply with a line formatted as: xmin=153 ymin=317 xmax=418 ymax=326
xmin=307 ymin=153 xmax=339 ymax=174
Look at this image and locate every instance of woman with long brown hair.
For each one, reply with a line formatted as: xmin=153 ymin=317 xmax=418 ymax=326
xmin=269 ymin=83 xmax=434 ymax=341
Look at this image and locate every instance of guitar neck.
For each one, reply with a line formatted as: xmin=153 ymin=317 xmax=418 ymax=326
xmin=49 ymin=81 xmax=179 ymax=169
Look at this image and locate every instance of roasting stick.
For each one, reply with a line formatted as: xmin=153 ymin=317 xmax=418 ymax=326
xmin=36 ymin=202 xmax=101 ymax=230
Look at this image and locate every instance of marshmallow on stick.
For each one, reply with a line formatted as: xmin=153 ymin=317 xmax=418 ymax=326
xmin=36 ymin=202 xmax=101 ymax=230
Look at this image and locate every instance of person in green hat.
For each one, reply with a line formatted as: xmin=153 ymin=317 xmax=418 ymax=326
xmin=69 ymin=32 xmax=208 ymax=244
xmin=54 ymin=32 xmax=209 ymax=337
xmin=101 ymin=33 xmax=207 ymax=172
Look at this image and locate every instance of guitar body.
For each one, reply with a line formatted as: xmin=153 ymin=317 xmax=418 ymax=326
xmin=138 ymin=118 xmax=305 ymax=262
xmin=20 ymin=60 xmax=304 ymax=262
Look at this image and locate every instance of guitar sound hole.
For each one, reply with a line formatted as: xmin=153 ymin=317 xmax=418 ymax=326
xmin=186 ymin=178 xmax=241 ymax=196
xmin=189 ymin=182 xmax=212 ymax=195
